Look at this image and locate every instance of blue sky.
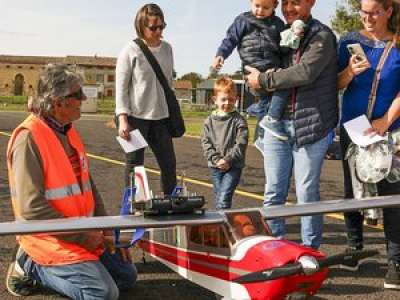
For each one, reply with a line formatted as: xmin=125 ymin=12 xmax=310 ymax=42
xmin=0 ymin=0 xmax=338 ymax=77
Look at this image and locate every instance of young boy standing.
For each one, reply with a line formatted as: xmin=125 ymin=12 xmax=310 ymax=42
xmin=201 ymin=77 xmax=249 ymax=210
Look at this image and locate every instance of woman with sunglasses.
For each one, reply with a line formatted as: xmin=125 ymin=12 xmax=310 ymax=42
xmin=116 ymin=3 xmax=177 ymax=195
xmin=337 ymin=0 xmax=400 ymax=288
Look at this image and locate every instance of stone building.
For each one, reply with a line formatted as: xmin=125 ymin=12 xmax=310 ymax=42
xmin=0 ymin=55 xmax=116 ymax=98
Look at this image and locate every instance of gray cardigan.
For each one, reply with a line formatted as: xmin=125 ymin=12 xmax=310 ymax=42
xmin=201 ymin=111 xmax=249 ymax=169
xmin=259 ymin=18 xmax=339 ymax=147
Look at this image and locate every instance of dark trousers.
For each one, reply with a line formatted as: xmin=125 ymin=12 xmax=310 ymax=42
xmin=125 ymin=116 xmax=177 ymax=195
xmin=340 ymin=127 xmax=400 ymax=262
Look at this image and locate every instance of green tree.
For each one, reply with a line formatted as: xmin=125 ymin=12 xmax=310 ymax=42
xmin=179 ymin=72 xmax=203 ymax=88
xmin=331 ymin=0 xmax=363 ymax=35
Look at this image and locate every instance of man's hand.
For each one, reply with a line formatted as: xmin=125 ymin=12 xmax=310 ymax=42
xmin=244 ymin=66 xmax=261 ymax=89
xmin=82 ymin=231 xmax=105 ymax=252
xmin=104 ymin=233 xmax=132 ymax=263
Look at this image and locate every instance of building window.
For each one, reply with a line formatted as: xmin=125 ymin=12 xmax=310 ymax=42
xmin=96 ymin=74 xmax=104 ymax=83
xmin=5 ymin=84 xmax=9 ymax=88
xmin=30 ymin=66 xmax=34 ymax=70
xmin=18 ymin=66 xmax=22 ymax=69
xmin=107 ymin=74 xmax=115 ymax=82
xmin=106 ymin=89 xmax=113 ymax=97
xmin=6 ymin=65 xmax=10 ymax=68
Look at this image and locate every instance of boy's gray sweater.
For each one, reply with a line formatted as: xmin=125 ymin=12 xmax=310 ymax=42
xmin=201 ymin=111 xmax=249 ymax=169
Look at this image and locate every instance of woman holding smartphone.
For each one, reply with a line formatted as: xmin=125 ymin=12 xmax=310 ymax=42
xmin=337 ymin=0 xmax=400 ymax=288
xmin=115 ymin=3 xmax=177 ymax=195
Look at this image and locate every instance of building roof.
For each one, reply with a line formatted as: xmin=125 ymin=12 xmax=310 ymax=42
xmin=173 ymin=80 xmax=192 ymax=90
xmin=0 ymin=55 xmax=116 ymax=67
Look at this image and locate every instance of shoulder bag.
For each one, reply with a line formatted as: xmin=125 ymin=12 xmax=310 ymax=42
xmin=351 ymin=41 xmax=394 ymax=184
xmin=134 ymin=38 xmax=185 ymax=138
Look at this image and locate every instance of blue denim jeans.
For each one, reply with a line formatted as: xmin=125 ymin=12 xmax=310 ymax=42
xmin=23 ymin=249 xmax=137 ymax=300
xmin=210 ymin=167 xmax=242 ymax=210
xmin=263 ymin=120 xmax=330 ymax=249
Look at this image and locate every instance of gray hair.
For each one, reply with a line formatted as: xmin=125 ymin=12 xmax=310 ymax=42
xmin=29 ymin=64 xmax=83 ymax=116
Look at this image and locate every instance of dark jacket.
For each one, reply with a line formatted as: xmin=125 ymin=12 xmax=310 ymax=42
xmin=259 ymin=18 xmax=338 ymax=147
xmin=216 ymin=12 xmax=285 ymax=72
xmin=201 ymin=111 xmax=249 ymax=169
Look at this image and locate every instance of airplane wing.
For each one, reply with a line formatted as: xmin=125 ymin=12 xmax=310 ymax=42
xmin=0 ymin=196 xmax=399 ymax=235
xmin=0 ymin=212 xmax=224 ymax=236
xmin=234 ymin=195 xmax=400 ymax=219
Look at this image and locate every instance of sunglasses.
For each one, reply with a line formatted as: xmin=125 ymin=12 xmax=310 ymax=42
xmin=64 ymin=88 xmax=85 ymax=100
xmin=146 ymin=23 xmax=166 ymax=32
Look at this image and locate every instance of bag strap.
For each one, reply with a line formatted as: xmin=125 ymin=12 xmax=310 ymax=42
xmin=366 ymin=41 xmax=393 ymax=119
xmin=134 ymin=38 xmax=173 ymax=97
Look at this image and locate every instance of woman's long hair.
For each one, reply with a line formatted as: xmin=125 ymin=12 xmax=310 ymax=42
xmin=373 ymin=0 xmax=400 ymax=47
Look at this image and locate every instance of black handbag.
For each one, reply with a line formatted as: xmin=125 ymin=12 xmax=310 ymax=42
xmin=134 ymin=38 xmax=185 ymax=138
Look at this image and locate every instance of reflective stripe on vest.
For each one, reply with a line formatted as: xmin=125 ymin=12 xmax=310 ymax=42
xmin=45 ymin=179 xmax=92 ymax=201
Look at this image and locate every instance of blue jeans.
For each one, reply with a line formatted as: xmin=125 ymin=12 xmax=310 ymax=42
xmin=23 ymin=249 xmax=137 ymax=300
xmin=268 ymin=90 xmax=290 ymax=120
xmin=263 ymin=120 xmax=330 ymax=249
xmin=210 ymin=167 xmax=242 ymax=210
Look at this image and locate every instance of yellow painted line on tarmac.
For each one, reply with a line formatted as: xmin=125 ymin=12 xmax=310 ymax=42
xmin=0 ymin=130 xmax=384 ymax=230
xmin=0 ymin=131 xmax=11 ymax=137
xmin=86 ymin=153 xmax=264 ymax=200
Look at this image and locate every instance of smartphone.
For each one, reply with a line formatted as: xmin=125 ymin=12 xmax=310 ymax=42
xmin=347 ymin=43 xmax=368 ymax=63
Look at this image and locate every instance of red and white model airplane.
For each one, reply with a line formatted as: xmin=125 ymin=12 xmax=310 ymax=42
xmin=0 ymin=168 xmax=397 ymax=300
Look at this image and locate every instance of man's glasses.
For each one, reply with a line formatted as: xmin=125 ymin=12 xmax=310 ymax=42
xmin=359 ymin=9 xmax=385 ymax=18
xmin=146 ymin=23 xmax=166 ymax=32
xmin=64 ymin=88 xmax=85 ymax=100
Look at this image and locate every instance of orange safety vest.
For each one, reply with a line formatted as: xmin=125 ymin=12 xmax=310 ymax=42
xmin=7 ymin=114 xmax=103 ymax=265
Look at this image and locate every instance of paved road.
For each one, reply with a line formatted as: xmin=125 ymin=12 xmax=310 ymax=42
xmin=0 ymin=111 xmax=398 ymax=299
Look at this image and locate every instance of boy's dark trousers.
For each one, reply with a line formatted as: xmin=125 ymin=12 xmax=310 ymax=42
xmin=124 ymin=116 xmax=177 ymax=195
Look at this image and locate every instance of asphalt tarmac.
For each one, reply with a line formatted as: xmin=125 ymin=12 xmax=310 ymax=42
xmin=0 ymin=111 xmax=399 ymax=300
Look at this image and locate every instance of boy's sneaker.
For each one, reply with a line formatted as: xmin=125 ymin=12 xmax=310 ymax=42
xmin=6 ymin=246 xmax=36 ymax=296
xmin=339 ymin=246 xmax=364 ymax=271
xmin=254 ymin=137 xmax=264 ymax=155
xmin=259 ymin=116 xmax=288 ymax=141
xmin=384 ymin=261 xmax=400 ymax=290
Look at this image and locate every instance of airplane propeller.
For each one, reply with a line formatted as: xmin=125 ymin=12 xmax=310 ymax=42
xmin=233 ymin=249 xmax=379 ymax=284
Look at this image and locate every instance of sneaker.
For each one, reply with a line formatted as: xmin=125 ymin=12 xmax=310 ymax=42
xmin=384 ymin=261 xmax=400 ymax=289
xmin=6 ymin=246 xmax=36 ymax=296
xmin=254 ymin=137 xmax=264 ymax=155
xmin=339 ymin=246 xmax=364 ymax=271
xmin=259 ymin=116 xmax=288 ymax=141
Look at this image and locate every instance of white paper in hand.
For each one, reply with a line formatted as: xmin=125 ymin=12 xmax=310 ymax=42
xmin=343 ymin=115 xmax=386 ymax=147
xmin=116 ymin=130 xmax=148 ymax=153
